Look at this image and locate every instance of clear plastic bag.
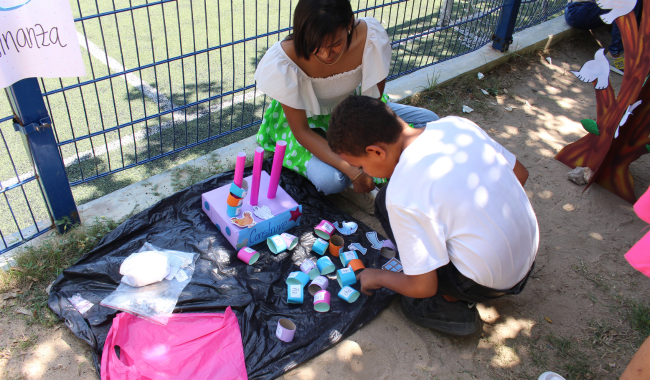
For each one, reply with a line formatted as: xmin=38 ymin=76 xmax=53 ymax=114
xmin=100 ymin=243 xmax=198 ymax=325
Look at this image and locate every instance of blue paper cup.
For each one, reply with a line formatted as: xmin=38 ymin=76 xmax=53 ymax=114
xmin=287 ymin=284 xmax=304 ymax=304
xmin=340 ymin=251 xmax=359 ymax=267
xmin=229 ymin=180 xmax=249 ymax=198
xmin=337 ymin=268 xmax=356 ymax=287
xmin=267 ymin=234 xmax=288 ymax=254
xmin=338 ymin=286 xmax=360 ymax=303
xmin=286 ymin=271 xmax=310 ymax=286
xmin=316 ymin=256 xmax=336 ymax=275
xmin=311 ymin=238 xmax=329 ymax=256
xmin=226 ymin=204 xmax=242 ymax=217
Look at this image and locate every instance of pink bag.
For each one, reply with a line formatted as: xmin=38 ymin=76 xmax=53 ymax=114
xmin=101 ymin=307 xmax=248 ymax=380
xmin=626 ymin=186 xmax=650 ymax=278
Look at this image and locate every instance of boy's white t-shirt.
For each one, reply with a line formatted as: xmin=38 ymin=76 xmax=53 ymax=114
xmin=386 ymin=116 xmax=539 ymax=290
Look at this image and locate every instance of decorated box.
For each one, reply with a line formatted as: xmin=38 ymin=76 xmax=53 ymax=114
xmin=202 ymin=170 xmax=302 ymax=249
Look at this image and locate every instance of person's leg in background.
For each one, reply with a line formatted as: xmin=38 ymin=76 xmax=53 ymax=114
xmin=564 ymin=1 xmax=607 ymax=30
xmin=388 ymin=102 xmax=439 ymax=128
xmin=305 ymin=155 xmax=351 ymax=195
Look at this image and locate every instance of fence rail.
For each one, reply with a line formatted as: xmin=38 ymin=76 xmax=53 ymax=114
xmin=1 ymin=0 xmax=565 ymax=255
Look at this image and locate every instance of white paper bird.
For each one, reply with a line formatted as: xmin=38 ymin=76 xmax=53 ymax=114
xmin=571 ymin=49 xmax=610 ymax=90
xmin=596 ymin=0 xmax=637 ymax=24
xmin=615 ymin=100 xmax=642 ymax=138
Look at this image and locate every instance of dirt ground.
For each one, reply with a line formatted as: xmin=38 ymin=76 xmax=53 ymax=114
xmin=0 ymin=30 xmax=649 ymax=380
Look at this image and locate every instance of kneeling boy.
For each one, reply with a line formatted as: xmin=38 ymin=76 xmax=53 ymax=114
xmin=327 ymin=95 xmax=539 ymax=336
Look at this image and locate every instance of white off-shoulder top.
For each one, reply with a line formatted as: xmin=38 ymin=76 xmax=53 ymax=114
xmin=254 ymin=17 xmax=392 ymax=117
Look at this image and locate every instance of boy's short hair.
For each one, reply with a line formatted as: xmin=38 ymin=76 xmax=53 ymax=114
xmin=328 ymin=95 xmax=403 ymax=156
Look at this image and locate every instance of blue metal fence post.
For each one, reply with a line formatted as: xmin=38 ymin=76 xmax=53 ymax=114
xmin=5 ymin=78 xmax=80 ymax=233
xmin=492 ymin=0 xmax=523 ymax=52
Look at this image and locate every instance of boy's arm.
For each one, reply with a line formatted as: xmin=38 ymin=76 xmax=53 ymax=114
xmin=513 ymin=159 xmax=529 ymax=187
xmin=356 ymin=268 xmax=439 ymax=298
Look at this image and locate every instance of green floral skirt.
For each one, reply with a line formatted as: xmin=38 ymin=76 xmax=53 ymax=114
xmin=256 ymin=95 xmax=389 ymax=183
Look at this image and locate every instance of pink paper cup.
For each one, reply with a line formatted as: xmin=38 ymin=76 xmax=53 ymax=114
xmin=314 ymin=220 xmax=335 ymax=240
xmin=313 ymin=290 xmax=331 ymax=313
xmin=237 ymin=247 xmax=259 ymax=265
xmin=276 ymin=318 xmax=297 ymax=342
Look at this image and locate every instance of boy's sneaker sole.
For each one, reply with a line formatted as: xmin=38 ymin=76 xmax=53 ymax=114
xmin=400 ymin=295 xmax=480 ymax=336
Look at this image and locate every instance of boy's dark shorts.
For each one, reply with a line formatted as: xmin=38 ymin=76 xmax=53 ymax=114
xmin=436 ymin=261 xmax=535 ymax=304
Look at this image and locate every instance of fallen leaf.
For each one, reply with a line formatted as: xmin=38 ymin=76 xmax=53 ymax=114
xmin=544 ymin=316 xmax=553 ymax=323
xmin=462 ymin=105 xmax=474 ymax=113
xmin=546 ymin=57 xmax=552 ymax=65
xmin=504 ymin=106 xmax=517 ymax=112
xmin=477 ymin=72 xmax=484 ymax=80
xmin=15 ymin=307 xmax=34 ymax=317
xmin=480 ymin=89 xmax=489 ymax=95
xmin=10 ymin=267 xmax=24 ymax=272
xmin=1 ymin=292 xmax=17 ymax=300
xmin=503 ymin=88 xmax=509 ymax=94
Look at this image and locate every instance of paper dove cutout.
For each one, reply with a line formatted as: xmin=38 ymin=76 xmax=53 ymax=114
xmin=333 ymin=221 xmax=358 ymax=235
xmin=348 ymin=243 xmax=368 ymax=255
xmin=571 ymin=49 xmax=610 ymax=90
xmin=253 ymin=205 xmax=274 ymax=220
xmin=616 ymin=100 xmax=642 ymax=138
xmin=596 ymin=0 xmax=637 ymax=24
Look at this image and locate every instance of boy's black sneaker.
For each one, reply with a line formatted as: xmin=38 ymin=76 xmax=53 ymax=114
xmin=400 ymin=295 xmax=480 ymax=336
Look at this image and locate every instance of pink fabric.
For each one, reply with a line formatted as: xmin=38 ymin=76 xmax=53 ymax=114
xmin=625 ymin=187 xmax=650 ymax=278
xmin=101 ymin=307 xmax=247 ymax=380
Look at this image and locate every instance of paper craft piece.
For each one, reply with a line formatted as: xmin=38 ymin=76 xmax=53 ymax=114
xmin=231 ymin=211 xmax=256 ymax=228
xmin=308 ymin=276 xmax=329 ymax=295
xmin=316 ymin=256 xmax=336 ymax=275
xmin=253 ymin=205 xmax=274 ymax=220
xmin=0 ymin=0 xmax=87 ymax=88
xmin=381 ymin=240 xmax=397 ymax=258
xmin=300 ymin=260 xmax=320 ymax=280
xmin=276 ymin=318 xmax=297 ymax=342
xmin=616 ymin=100 xmax=642 ymax=138
xmin=348 ymin=259 xmax=365 ymax=272
xmin=571 ymin=49 xmax=610 ymax=90
xmin=227 ymin=193 xmax=243 ymax=207
xmin=229 ymin=180 xmax=249 ymax=199
xmin=311 ymin=238 xmax=329 ymax=255
xmin=237 ymin=247 xmax=260 ymax=265
xmin=366 ymin=231 xmax=387 ymax=250
xmin=314 ymin=220 xmax=335 ymax=240
xmin=336 ymin=268 xmax=356 ymax=287
xmin=268 ymin=141 xmax=287 ymax=199
xmin=596 ymin=0 xmax=637 ymax=24
xmin=250 ymin=147 xmax=264 ymax=206
xmin=286 ymin=271 xmax=310 ymax=286
xmin=267 ymin=234 xmax=288 ymax=254
xmin=287 ymin=284 xmax=304 ymax=304
xmin=348 ymin=243 xmax=368 ymax=255
xmin=338 ymin=286 xmax=360 ymax=303
xmin=340 ymin=251 xmax=359 ymax=267
xmin=280 ymin=233 xmax=298 ymax=250
xmin=328 ymin=235 xmax=344 ymax=256
xmin=546 ymin=57 xmax=552 ymax=65
xmin=477 ymin=72 xmax=484 ymax=80
xmin=382 ymin=258 xmax=403 ymax=273
xmin=462 ymin=105 xmax=474 ymax=113
xmin=333 ymin=221 xmax=358 ymax=235
xmin=313 ymin=290 xmax=331 ymax=313
xmin=234 ymin=152 xmax=246 ymax=188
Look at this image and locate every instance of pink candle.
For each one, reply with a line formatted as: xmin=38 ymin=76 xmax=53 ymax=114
xmin=267 ymin=141 xmax=287 ymax=199
xmin=250 ymin=147 xmax=264 ymax=206
xmin=234 ymin=152 xmax=246 ymax=188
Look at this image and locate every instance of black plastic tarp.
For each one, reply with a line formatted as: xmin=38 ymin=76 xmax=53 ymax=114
xmin=48 ymin=161 xmax=397 ymax=379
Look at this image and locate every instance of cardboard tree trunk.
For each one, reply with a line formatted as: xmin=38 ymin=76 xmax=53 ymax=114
xmin=555 ymin=0 xmax=650 ymax=204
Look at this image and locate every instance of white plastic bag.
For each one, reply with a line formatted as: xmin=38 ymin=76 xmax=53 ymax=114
xmin=120 ymin=250 xmax=170 ymax=287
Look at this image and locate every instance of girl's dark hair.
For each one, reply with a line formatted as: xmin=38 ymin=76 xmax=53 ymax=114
xmin=286 ymin=0 xmax=355 ymax=60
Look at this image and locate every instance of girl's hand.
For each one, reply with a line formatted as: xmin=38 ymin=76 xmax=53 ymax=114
xmin=352 ymin=171 xmax=375 ymax=193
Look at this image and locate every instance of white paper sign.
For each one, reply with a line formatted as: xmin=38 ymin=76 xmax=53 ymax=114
xmin=0 ymin=0 xmax=86 ymax=88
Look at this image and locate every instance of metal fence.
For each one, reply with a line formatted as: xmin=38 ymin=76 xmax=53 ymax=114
xmin=1 ymin=0 xmax=565 ymax=254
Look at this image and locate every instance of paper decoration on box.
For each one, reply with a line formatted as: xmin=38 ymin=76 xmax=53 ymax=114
xmin=253 ymin=205 xmax=274 ymax=220
xmin=556 ymin=0 xmax=650 ymax=204
xmin=382 ymin=258 xmax=403 ymax=273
